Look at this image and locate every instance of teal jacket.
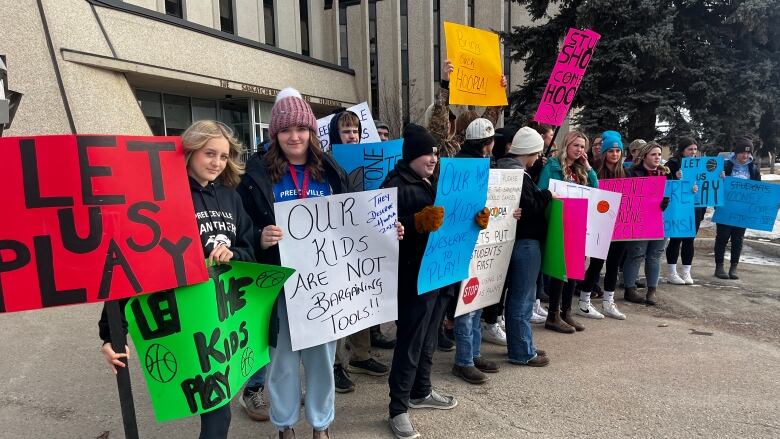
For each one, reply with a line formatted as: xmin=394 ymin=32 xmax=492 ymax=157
xmin=538 ymin=158 xmax=599 ymax=189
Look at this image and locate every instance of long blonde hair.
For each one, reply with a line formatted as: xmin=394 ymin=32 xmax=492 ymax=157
xmin=182 ymin=120 xmax=246 ymax=188
xmin=558 ymin=130 xmax=589 ymax=184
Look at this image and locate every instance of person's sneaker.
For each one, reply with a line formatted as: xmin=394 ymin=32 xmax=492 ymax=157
xmin=409 ymin=389 xmax=458 ymax=410
xmin=239 ymin=387 xmax=269 ymax=421
xmin=437 ymin=330 xmax=455 ymax=352
xmin=667 ymin=272 xmax=685 ymax=285
xmin=496 ymin=315 xmax=506 ymax=331
xmin=534 ymin=299 xmax=548 ymax=317
xmin=530 ymin=311 xmax=546 ymax=324
xmin=602 ymin=300 xmax=626 ymax=320
xmin=389 ymin=413 xmax=420 ymax=439
xmin=681 ymin=271 xmax=694 ymax=285
xmin=371 ymin=330 xmax=396 ymax=349
xmin=576 ymin=300 xmax=605 ymax=319
xmin=473 ymin=356 xmax=500 ymax=373
xmin=481 ymin=322 xmax=507 ymax=346
xmin=509 ymin=354 xmax=550 ymax=367
xmin=347 ymin=357 xmax=389 ymax=376
xmin=333 ymin=365 xmax=354 ymax=393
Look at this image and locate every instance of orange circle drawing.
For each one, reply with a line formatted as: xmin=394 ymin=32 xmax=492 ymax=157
xmin=596 ymin=200 xmax=610 ymax=213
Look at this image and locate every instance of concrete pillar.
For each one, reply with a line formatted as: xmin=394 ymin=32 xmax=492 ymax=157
xmin=276 ymin=0 xmax=300 ymax=52
xmin=376 ymin=0 xmax=402 ymax=136
xmin=309 ymin=0 xmax=325 ymax=59
xmin=347 ymin=2 xmax=370 ymax=103
xmin=235 ymin=0 xmax=261 ymax=41
xmin=407 ymin=0 xmax=434 ymax=123
xmin=124 ymin=0 xmax=159 ymax=11
xmin=185 ymin=0 xmax=215 ymax=28
xmin=331 ymin=0 xmax=340 ymax=63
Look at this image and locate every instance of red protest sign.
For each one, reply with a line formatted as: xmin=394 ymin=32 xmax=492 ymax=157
xmin=0 ymin=135 xmax=208 ymax=313
xmin=533 ymin=28 xmax=601 ymax=126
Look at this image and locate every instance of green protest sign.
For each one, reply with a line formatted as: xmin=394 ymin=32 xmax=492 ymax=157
xmin=125 ymin=261 xmax=293 ymax=422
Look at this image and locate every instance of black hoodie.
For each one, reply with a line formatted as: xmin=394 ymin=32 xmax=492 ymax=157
xmin=328 ymin=110 xmax=363 ymax=146
xmin=98 ymin=176 xmax=256 ymax=343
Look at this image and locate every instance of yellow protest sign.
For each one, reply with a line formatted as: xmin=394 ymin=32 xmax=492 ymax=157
xmin=444 ymin=21 xmax=508 ymax=107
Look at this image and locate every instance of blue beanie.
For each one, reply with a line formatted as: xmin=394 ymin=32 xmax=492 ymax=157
xmin=601 ymin=130 xmax=623 ymax=155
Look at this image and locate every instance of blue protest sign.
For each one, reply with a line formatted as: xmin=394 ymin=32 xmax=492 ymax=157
xmin=418 ymin=158 xmax=490 ymax=295
xmin=663 ymin=180 xmax=696 ymax=238
xmin=332 ymin=139 xmax=403 ymax=191
xmin=681 ymin=157 xmax=724 ymax=207
xmin=713 ymin=177 xmax=780 ymax=232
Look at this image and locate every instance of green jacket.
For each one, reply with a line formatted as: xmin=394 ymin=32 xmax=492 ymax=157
xmin=537 ymin=158 xmax=598 ymax=190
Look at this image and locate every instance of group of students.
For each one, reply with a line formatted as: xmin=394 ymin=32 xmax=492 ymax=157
xmin=95 ymin=58 xmax=763 ymax=439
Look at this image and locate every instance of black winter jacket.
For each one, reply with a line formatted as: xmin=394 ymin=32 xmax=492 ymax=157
xmin=380 ymin=160 xmax=438 ymax=299
xmin=236 ymin=152 xmax=351 ymax=347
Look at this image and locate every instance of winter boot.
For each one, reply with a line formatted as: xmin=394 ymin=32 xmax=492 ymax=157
xmin=624 ymin=287 xmax=644 ymax=304
xmin=714 ymin=263 xmax=729 ymax=279
xmin=561 ymin=309 xmax=585 ymax=331
xmin=544 ymin=311 xmax=575 ymax=334
xmin=645 ymin=287 xmax=657 ymax=306
xmin=728 ymin=264 xmax=739 ymax=280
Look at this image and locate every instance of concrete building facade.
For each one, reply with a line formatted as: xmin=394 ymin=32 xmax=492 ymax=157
xmin=1 ymin=0 xmax=540 ymax=152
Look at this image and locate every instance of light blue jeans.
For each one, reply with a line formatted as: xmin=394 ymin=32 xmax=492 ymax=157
xmin=623 ymin=239 xmax=666 ymax=289
xmin=505 ymin=239 xmax=539 ymax=363
xmin=268 ymin=300 xmax=337 ymax=431
xmin=454 ymin=309 xmax=483 ymax=367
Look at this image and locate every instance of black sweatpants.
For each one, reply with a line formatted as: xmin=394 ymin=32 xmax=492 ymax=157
xmin=714 ymin=224 xmax=746 ymax=265
xmin=388 ymin=289 xmax=444 ymax=417
xmin=548 ymin=278 xmax=576 ymax=314
xmin=199 ymin=405 xmax=231 ymax=439
xmin=579 ymin=242 xmax=628 ymax=293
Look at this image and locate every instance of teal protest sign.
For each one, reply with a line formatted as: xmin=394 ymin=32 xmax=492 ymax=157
xmin=332 ymin=139 xmax=403 ymax=191
xmin=713 ymin=177 xmax=780 ymax=232
xmin=681 ymin=157 xmax=724 ymax=207
xmin=664 ymin=180 xmax=697 ymax=238
xmin=418 ymin=158 xmax=490 ymax=294
xmin=126 ymin=261 xmax=294 ymax=421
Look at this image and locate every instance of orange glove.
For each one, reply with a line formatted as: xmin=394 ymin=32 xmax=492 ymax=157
xmin=414 ymin=206 xmax=445 ymax=233
xmin=475 ymin=207 xmax=490 ymax=230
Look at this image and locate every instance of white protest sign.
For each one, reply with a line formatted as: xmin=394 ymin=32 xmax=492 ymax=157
xmin=548 ymin=179 xmax=621 ymax=260
xmin=275 ymin=188 xmax=399 ymax=351
xmin=455 ymin=169 xmax=523 ymax=317
xmin=316 ymin=102 xmax=381 ymax=152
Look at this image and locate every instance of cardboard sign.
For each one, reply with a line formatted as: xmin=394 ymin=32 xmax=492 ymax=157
xmin=455 ymin=169 xmax=522 ymax=317
xmin=599 ymin=177 xmax=666 ymax=241
xmin=126 ymin=262 xmax=292 ymax=422
xmin=547 ymin=179 xmax=621 ymax=260
xmin=443 ymin=21 xmax=508 ymax=106
xmin=713 ymin=177 xmax=780 ymax=232
xmin=0 ymin=135 xmax=208 ymax=313
xmin=663 ymin=180 xmax=697 ymax=238
xmin=681 ymin=157 xmax=724 ymax=206
xmin=332 ymin=139 xmax=403 ymax=191
xmin=274 ymin=189 xmax=399 ymax=351
xmin=533 ymin=28 xmax=601 ymax=126
xmin=418 ymin=158 xmax=490 ymax=294
xmin=316 ymin=102 xmax=380 ymax=152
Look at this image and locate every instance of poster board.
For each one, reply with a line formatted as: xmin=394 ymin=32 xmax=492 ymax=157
xmin=316 ymin=102 xmax=380 ymax=152
xmin=599 ymin=177 xmax=666 ymax=241
xmin=713 ymin=177 xmax=780 ymax=232
xmin=332 ymin=139 xmax=403 ymax=191
xmin=681 ymin=157 xmax=724 ymax=207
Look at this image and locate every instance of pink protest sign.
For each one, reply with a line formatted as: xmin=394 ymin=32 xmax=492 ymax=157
xmin=561 ymin=198 xmax=588 ymax=280
xmin=533 ymin=28 xmax=601 ymax=126
xmin=599 ymin=177 xmax=666 ymax=241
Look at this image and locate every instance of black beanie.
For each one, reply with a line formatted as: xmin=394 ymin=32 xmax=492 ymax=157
xmin=402 ymin=123 xmax=436 ymax=162
xmin=676 ymin=137 xmax=696 ymax=156
xmin=733 ymin=137 xmax=753 ymax=154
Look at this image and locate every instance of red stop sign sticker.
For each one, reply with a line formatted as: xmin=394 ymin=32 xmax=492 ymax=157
xmin=462 ymin=277 xmax=480 ymax=305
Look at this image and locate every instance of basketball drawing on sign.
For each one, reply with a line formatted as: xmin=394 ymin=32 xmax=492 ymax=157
xmin=145 ymin=343 xmax=178 ymax=383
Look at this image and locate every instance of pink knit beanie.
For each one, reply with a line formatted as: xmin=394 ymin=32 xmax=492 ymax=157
xmin=269 ymin=87 xmax=317 ymax=138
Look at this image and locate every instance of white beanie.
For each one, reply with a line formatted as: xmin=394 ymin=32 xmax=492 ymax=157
xmin=276 ymin=87 xmax=303 ymax=102
xmin=508 ymin=127 xmax=544 ymax=156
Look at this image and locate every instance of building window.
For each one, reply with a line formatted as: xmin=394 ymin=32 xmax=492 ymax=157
xmin=163 ymin=94 xmax=192 ymax=136
xmin=219 ymin=0 xmax=234 ymax=34
xmin=136 ymin=90 xmax=165 ymax=135
xmin=252 ymin=100 xmax=273 ymax=159
xmin=339 ymin=2 xmax=349 ymax=68
xmin=400 ymin=0 xmax=409 ymax=124
xmin=300 ymin=0 xmax=310 ymax=56
xmin=433 ymin=0 xmax=441 ymax=83
xmin=369 ymin=0 xmax=379 ymax=116
xmin=467 ymin=0 xmax=475 ymax=26
xmin=503 ymin=0 xmax=511 ymax=87
xmin=264 ymin=0 xmax=276 ymax=46
xmin=165 ymin=0 xmax=183 ymax=18
xmin=192 ymin=98 xmax=217 ymax=122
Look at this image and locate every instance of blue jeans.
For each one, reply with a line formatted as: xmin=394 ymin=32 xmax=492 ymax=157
xmin=623 ymin=239 xmax=666 ymax=289
xmin=453 ymin=309 xmax=483 ymax=367
xmin=246 ymin=366 xmax=266 ymax=389
xmin=268 ymin=299 xmax=337 ymax=431
xmin=505 ymin=239 xmax=539 ymax=363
